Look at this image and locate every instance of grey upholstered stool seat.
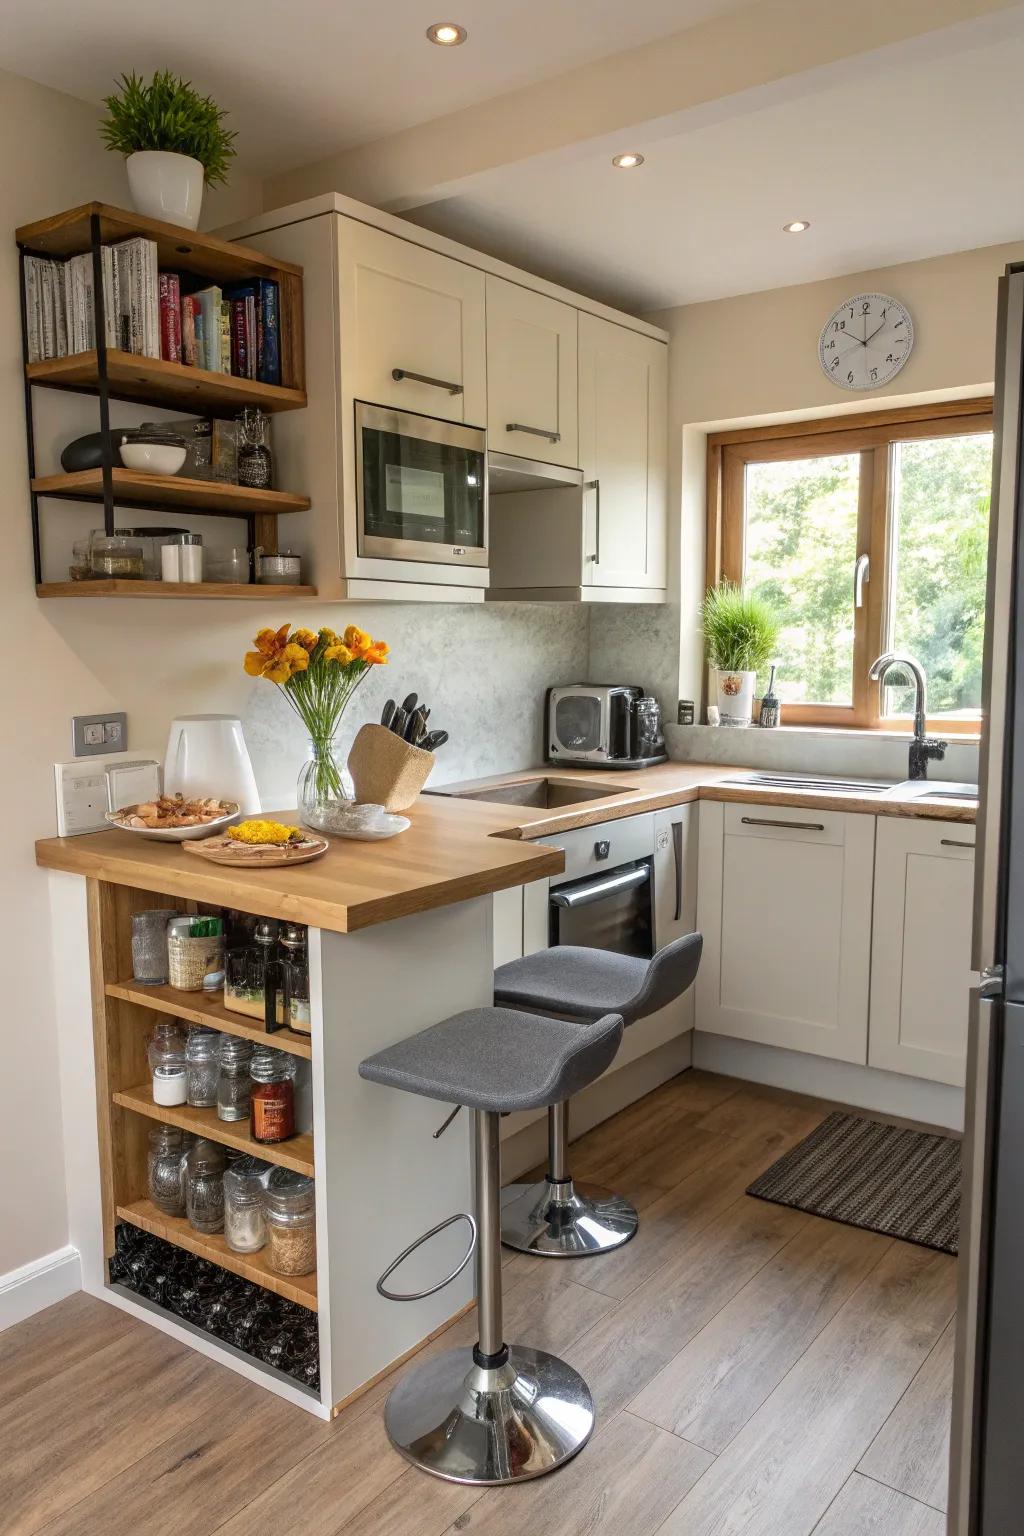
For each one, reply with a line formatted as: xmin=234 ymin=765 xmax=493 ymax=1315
xmin=493 ymin=931 xmax=703 ymax=1259
xmin=359 ymin=1005 xmax=624 ymax=1486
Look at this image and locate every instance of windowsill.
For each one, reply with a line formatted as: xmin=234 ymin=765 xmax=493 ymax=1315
xmin=750 ymin=723 xmax=982 ymax=743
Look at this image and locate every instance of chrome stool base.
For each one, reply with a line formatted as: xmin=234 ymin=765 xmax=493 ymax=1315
xmin=385 ymin=1343 xmax=595 ymax=1485
xmin=501 ymin=1176 xmax=639 ymax=1257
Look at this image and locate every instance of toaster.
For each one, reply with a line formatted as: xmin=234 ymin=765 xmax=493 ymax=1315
xmin=546 ymin=684 xmax=667 ymax=768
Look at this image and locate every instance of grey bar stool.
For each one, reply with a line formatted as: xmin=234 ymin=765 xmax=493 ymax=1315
xmin=359 ymin=1005 xmax=623 ymax=1485
xmin=493 ymin=931 xmax=703 ymax=1258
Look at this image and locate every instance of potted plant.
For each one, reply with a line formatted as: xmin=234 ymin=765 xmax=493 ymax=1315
xmin=701 ymin=582 xmax=780 ymax=727
xmin=100 ymin=71 xmax=237 ymax=230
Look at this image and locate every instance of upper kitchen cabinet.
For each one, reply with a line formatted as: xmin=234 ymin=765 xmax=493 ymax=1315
xmin=485 ymin=277 xmax=578 ymax=469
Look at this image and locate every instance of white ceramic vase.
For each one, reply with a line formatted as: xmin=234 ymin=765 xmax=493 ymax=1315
xmin=716 ymin=668 xmax=756 ymax=727
xmin=126 ymin=151 xmax=204 ymax=230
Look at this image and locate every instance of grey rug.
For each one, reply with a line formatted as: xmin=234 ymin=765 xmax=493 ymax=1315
xmin=746 ymin=1110 xmax=961 ymax=1255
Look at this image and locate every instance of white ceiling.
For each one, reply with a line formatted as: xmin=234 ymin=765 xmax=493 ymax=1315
xmin=0 ymin=0 xmax=742 ymax=175
xmin=404 ymin=24 xmax=1024 ymax=311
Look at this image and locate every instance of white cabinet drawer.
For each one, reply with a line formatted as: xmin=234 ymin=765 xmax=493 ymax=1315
xmin=723 ymin=802 xmax=848 ymax=846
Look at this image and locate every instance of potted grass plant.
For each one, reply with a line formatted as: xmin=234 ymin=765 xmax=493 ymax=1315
xmin=100 ymin=71 xmax=237 ymax=230
xmin=701 ymin=582 xmax=780 ymax=726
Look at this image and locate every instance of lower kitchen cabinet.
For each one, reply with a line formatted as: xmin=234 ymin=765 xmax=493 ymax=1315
xmin=654 ymin=805 xmax=697 ymax=949
xmin=868 ymin=817 xmax=976 ymax=1086
xmin=696 ymin=800 xmax=875 ymax=1063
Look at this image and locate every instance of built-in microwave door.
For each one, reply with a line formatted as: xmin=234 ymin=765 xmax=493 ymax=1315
xmin=356 ymin=402 xmax=487 ymax=566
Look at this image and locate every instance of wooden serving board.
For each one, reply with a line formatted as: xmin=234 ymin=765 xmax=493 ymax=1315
xmin=183 ymin=833 xmax=329 ymax=867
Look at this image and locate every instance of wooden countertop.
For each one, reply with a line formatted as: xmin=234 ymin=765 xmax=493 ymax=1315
xmin=35 ymin=761 xmax=976 ymax=935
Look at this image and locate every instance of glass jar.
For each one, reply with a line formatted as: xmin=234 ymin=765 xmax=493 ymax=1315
xmin=115 ymin=526 xmax=188 ymax=579
xmin=186 ymin=1026 xmax=221 ymax=1108
xmin=223 ymin=1156 xmax=268 ymax=1253
xmin=131 ymin=908 xmax=179 ymax=986
xmin=237 ymin=407 xmax=273 ymax=489
xmin=264 ymin=1168 xmax=316 ymax=1275
xmin=148 ymin=1020 xmax=188 ymax=1106
xmin=147 ymin=1124 xmax=185 ymax=1217
xmin=297 ymin=738 xmax=355 ymax=836
xmin=184 ymin=1139 xmax=226 ymax=1234
xmin=250 ymin=1047 xmax=298 ymax=1144
xmin=205 ymin=546 xmax=251 ymax=584
xmin=90 ymin=534 xmax=145 ymax=579
xmin=217 ymin=1035 xmax=253 ymax=1122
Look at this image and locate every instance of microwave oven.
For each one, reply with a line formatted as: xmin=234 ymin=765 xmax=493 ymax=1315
xmin=355 ymin=401 xmax=488 ymax=566
xmin=547 ymin=684 xmax=667 ymax=768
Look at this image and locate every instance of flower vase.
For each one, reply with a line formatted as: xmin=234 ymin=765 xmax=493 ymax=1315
xmin=297 ymin=738 xmax=355 ymax=835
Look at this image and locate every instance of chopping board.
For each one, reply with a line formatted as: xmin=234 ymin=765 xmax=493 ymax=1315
xmin=183 ymin=833 xmax=329 ymax=868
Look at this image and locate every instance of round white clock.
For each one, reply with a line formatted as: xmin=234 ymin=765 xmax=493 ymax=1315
xmin=818 ymin=293 xmax=913 ymax=391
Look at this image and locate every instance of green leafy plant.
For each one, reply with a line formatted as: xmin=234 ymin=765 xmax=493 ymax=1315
xmin=701 ymin=581 xmax=780 ymax=673
xmin=100 ymin=71 xmax=237 ymax=186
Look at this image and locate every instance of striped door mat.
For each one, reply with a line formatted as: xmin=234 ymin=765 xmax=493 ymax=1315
xmin=746 ymin=1110 xmax=961 ymax=1255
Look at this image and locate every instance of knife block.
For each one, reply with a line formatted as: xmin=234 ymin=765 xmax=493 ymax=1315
xmin=346 ymin=724 xmax=435 ymax=813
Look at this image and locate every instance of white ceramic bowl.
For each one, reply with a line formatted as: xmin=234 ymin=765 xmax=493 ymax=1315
xmin=119 ymin=442 xmax=188 ymax=476
xmin=105 ymin=802 xmax=241 ymax=841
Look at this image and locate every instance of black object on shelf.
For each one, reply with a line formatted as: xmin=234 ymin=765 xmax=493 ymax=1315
xmin=758 ymin=665 xmax=781 ymax=728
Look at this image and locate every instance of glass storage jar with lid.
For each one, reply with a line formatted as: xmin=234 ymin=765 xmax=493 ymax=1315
xmin=148 ymin=1019 xmax=188 ymax=1106
xmin=217 ymin=1035 xmax=253 ymax=1122
xmin=186 ymin=1026 xmax=221 ymax=1108
xmin=184 ymin=1138 xmax=226 ymax=1234
xmin=223 ymin=1155 xmax=268 ymax=1253
xmin=147 ymin=1124 xmax=185 ymax=1216
xmin=263 ymin=1168 xmax=316 ymax=1275
xmin=90 ymin=534 xmax=145 ymax=579
xmin=249 ymin=1047 xmax=298 ymax=1144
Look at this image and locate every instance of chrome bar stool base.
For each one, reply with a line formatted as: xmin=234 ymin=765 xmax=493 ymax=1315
xmin=385 ymin=1342 xmax=595 ymax=1485
xmin=501 ymin=1176 xmax=638 ymax=1258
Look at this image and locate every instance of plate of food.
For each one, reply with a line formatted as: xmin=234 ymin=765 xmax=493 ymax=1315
xmin=183 ymin=819 xmax=329 ymax=866
xmin=106 ymin=794 xmax=241 ymax=841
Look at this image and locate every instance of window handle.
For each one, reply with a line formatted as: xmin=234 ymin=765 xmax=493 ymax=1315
xmin=391 ymin=368 xmax=464 ymax=396
xmin=854 ymin=553 xmax=870 ymax=608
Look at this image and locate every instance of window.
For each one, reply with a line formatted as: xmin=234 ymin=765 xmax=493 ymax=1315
xmin=707 ymin=401 xmax=993 ymax=731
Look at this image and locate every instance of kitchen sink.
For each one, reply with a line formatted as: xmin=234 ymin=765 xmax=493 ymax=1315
xmin=888 ymin=780 xmax=979 ymax=801
xmin=433 ymin=777 xmax=638 ymax=809
xmin=722 ymin=772 xmax=893 ymax=795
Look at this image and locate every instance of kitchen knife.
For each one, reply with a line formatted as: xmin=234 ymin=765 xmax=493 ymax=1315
xmin=381 ymin=699 xmax=396 ymax=729
xmin=422 ymin=730 xmax=449 ymax=752
xmin=400 ymin=692 xmax=418 ymax=715
xmin=405 ymin=706 xmax=428 ymax=744
xmin=390 ymin=707 xmax=409 ymax=739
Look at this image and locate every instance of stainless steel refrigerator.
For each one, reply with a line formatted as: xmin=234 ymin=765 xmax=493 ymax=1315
xmin=949 ymin=260 xmax=1024 ymax=1533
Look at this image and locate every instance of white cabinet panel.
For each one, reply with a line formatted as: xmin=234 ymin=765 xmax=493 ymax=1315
xmin=654 ymin=804 xmax=697 ymax=950
xmin=696 ymin=800 xmax=874 ymax=1063
xmin=869 ymin=819 xmax=976 ymax=1086
xmin=486 ymin=277 xmax=578 ymax=468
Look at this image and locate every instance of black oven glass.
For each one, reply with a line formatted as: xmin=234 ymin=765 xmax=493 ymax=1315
xmin=361 ymin=424 xmax=485 ymax=548
xmin=555 ymin=695 xmax=602 ymax=752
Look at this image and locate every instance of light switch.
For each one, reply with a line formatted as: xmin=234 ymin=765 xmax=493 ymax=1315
xmin=83 ymin=723 xmax=104 ymax=747
xmin=72 ymin=711 xmax=127 ymax=757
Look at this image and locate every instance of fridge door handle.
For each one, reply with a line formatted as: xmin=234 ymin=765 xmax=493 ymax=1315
xmin=978 ymin=963 xmax=1005 ymax=999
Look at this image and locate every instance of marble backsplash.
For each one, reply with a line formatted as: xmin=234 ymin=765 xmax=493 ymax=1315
xmin=665 ymin=721 xmax=980 ymax=784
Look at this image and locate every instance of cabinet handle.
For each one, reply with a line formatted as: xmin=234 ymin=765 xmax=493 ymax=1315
xmin=941 ymin=837 xmax=975 ymax=849
xmin=392 ymin=368 xmax=464 ymax=396
xmin=585 ymin=479 xmax=601 ymax=563
xmin=740 ymin=815 xmax=826 ymax=832
xmin=506 ymin=422 xmax=561 ymax=443
xmin=671 ymin=820 xmax=684 ymax=923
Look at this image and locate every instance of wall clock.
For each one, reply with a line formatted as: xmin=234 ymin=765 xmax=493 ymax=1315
xmin=818 ymin=293 xmax=914 ymax=391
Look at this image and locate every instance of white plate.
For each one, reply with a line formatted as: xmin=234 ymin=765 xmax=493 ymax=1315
xmin=105 ymin=802 xmax=241 ymax=841
xmin=317 ymin=811 xmax=411 ymax=841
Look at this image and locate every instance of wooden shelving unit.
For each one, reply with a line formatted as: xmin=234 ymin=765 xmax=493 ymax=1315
xmin=117 ymin=1198 xmax=317 ymax=1311
xmin=26 ymin=350 xmax=306 ymax=415
xmin=113 ymin=1082 xmax=315 ymax=1177
xmin=106 ymin=979 xmax=313 ymax=1059
xmin=37 ymin=579 xmax=317 ymax=600
xmin=32 ymin=467 xmax=310 ymax=517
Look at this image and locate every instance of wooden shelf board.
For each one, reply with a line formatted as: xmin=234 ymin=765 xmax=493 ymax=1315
xmin=106 ymin=980 xmax=313 ymax=1060
xmin=116 ymin=1198 xmax=317 ymax=1311
xmin=113 ymin=1084 xmax=315 ymax=1177
xmin=37 ymin=580 xmax=317 ymax=600
xmin=32 ymin=468 xmax=310 ymax=517
xmin=26 ymin=351 xmax=307 ymax=415
xmin=17 ymin=202 xmax=303 ymax=284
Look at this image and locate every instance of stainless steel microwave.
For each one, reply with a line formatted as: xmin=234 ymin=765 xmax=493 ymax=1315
xmin=355 ymin=401 xmax=488 ymax=566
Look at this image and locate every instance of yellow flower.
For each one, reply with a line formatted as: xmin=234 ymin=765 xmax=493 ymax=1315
xmin=343 ymin=624 xmax=372 ymax=654
xmin=323 ymin=643 xmax=355 ymax=666
xmin=361 ymin=641 xmax=389 ymax=666
xmin=292 ymin=628 xmax=318 ymax=652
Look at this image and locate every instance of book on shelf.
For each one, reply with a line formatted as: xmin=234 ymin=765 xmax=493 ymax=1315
xmin=181 ymin=294 xmax=199 ymax=368
xmin=191 ymin=285 xmax=228 ymax=373
xmin=159 ymin=272 xmax=182 ymax=363
xmin=223 ymin=278 xmax=280 ymax=385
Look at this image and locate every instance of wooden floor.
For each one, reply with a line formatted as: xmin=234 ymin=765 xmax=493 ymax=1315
xmin=0 ymin=1071 xmax=957 ymax=1536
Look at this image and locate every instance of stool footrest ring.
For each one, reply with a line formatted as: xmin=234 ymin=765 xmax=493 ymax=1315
xmin=376 ymin=1211 xmax=477 ymax=1302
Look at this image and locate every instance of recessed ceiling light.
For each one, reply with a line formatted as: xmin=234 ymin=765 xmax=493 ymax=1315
xmin=612 ymin=152 xmax=645 ymax=169
xmin=783 ymin=219 xmax=811 ymax=234
xmin=427 ymin=21 xmax=467 ymax=45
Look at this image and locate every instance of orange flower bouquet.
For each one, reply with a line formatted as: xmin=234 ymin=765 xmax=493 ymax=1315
xmin=244 ymin=623 xmax=388 ymax=826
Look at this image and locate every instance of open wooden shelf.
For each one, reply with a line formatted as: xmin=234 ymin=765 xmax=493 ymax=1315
xmin=116 ymin=1198 xmax=317 ymax=1311
xmin=107 ymin=980 xmax=313 ymax=1061
xmin=26 ymin=350 xmax=307 ymax=415
xmin=114 ymin=1083 xmax=315 ymax=1177
xmin=32 ymin=468 xmax=310 ymax=518
xmin=38 ymin=579 xmax=317 ymax=600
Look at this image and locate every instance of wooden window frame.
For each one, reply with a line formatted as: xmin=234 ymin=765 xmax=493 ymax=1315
xmin=706 ymin=398 xmax=994 ymax=733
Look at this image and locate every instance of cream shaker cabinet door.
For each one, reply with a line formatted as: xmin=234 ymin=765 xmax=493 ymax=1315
xmin=696 ymin=800 xmax=873 ymax=1063
xmin=653 ymin=805 xmax=698 ymax=1033
xmin=486 ymin=277 xmax=578 ymax=468
xmin=578 ymin=313 xmax=667 ymax=590
xmin=338 ymin=219 xmax=487 ymax=424
xmin=869 ymin=818 xmax=975 ymax=1086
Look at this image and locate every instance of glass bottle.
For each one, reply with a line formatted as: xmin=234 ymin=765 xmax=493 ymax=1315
xmin=186 ymin=1026 xmax=221 ymax=1108
xmin=280 ymin=924 xmax=310 ymax=1035
xmin=249 ymin=1047 xmax=298 ymax=1144
xmin=264 ymin=1168 xmax=316 ymax=1276
xmin=217 ymin=1035 xmax=253 ymax=1122
xmin=223 ymin=1156 xmax=269 ymax=1253
xmin=184 ymin=1138 xmax=226 ymax=1234
xmin=147 ymin=1124 xmax=185 ymax=1217
xmin=236 ymin=407 xmax=272 ymax=490
xmin=148 ymin=1020 xmax=188 ymax=1106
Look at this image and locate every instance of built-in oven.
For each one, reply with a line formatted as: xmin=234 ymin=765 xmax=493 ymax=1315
xmin=355 ymin=401 xmax=487 ymax=566
xmin=545 ymin=815 xmax=655 ymax=959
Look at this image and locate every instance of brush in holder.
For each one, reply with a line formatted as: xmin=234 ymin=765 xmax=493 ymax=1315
xmin=347 ymin=724 xmax=435 ymax=814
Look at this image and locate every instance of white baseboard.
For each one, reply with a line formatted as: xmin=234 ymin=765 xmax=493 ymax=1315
xmin=0 ymin=1245 xmax=81 ymax=1333
xmin=692 ymin=1032 xmax=965 ymax=1133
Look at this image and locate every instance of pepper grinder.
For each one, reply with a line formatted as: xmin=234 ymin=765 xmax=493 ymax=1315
xmin=758 ymin=665 xmax=781 ymax=728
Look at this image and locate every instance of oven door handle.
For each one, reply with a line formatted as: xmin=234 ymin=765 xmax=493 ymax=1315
xmin=551 ymin=864 xmax=650 ymax=909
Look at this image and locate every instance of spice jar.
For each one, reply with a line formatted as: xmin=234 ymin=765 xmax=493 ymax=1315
xmin=148 ymin=1020 xmax=188 ymax=1106
xmin=250 ymin=1047 xmax=298 ymax=1144
xmin=184 ymin=1138 xmax=226 ymax=1234
xmin=90 ymin=534 xmax=145 ymax=579
xmin=147 ymin=1124 xmax=185 ymax=1217
xmin=186 ymin=1027 xmax=221 ymax=1108
xmin=223 ymin=1156 xmax=269 ymax=1253
xmin=264 ymin=1168 xmax=316 ymax=1276
xmin=217 ymin=1035 xmax=253 ymax=1122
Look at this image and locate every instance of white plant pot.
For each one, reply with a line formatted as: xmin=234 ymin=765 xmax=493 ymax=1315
xmin=126 ymin=151 xmax=204 ymax=230
xmin=716 ymin=668 xmax=756 ymax=727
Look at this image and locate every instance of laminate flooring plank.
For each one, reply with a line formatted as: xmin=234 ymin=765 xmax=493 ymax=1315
xmin=327 ymin=1455 xmax=484 ymax=1536
xmin=629 ymin=1217 xmax=891 ymax=1452
xmin=857 ymin=1317 xmax=956 ymax=1512
xmin=0 ymin=1292 xmax=138 ymax=1407
xmin=693 ymin=1084 xmax=829 ymax=1143
xmin=811 ymin=1473 xmax=946 ymax=1535
xmin=654 ymin=1242 xmax=957 ymax=1536
xmin=568 ymin=1070 xmax=742 ymax=1183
